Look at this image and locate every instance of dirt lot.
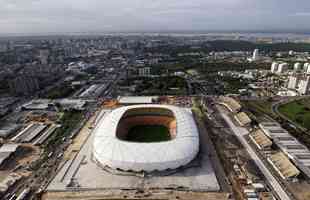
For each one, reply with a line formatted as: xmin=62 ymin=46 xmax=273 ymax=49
xmin=0 ymin=144 xmax=40 ymax=172
xmin=288 ymin=181 xmax=310 ymax=200
xmin=0 ymin=144 xmax=40 ymax=190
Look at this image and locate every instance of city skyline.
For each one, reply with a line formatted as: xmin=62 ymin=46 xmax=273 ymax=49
xmin=1 ymin=26 xmax=310 ymax=199
xmin=1 ymin=0 xmax=310 ymax=35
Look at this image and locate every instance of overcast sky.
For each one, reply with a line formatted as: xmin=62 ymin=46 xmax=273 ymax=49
xmin=1 ymin=0 xmax=310 ymax=34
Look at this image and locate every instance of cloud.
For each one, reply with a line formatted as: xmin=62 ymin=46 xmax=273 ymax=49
xmin=294 ymin=12 xmax=310 ymax=16
xmin=0 ymin=0 xmax=310 ymax=34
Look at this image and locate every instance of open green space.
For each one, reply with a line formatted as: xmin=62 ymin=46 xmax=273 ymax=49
xmin=220 ymin=76 xmax=249 ymax=94
xmin=46 ymin=110 xmax=84 ymax=149
xmin=126 ymin=125 xmax=170 ymax=143
xmin=279 ymin=98 xmax=310 ymax=130
xmin=145 ymin=40 xmax=310 ymax=55
xmin=43 ymin=84 xmax=79 ymax=99
xmin=120 ymin=76 xmax=188 ymax=95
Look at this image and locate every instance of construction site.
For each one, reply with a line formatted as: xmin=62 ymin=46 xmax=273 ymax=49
xmin=214 ymin=96 xmax=310 ymax=200
xmin=40 ymin=97 xmax=233 ymax=200
xmin=0 ymin=98 xmax=90 ymax=200
xmin=3 ymin=95 xmax=309 ymax=200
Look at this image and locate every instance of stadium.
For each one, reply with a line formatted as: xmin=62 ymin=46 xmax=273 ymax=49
xmin=92 ymin=104 xmax=199 ymax=172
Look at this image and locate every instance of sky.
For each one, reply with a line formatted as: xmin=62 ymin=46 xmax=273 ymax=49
xmin=1 ymin=0 xmax=310 ymax=34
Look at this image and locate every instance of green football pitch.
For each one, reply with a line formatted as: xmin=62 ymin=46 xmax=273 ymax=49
xmin=126 ymin=125 xmax=171 ymax=142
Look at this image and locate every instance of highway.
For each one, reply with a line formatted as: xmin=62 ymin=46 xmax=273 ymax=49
xmin=217 ymin=108 xmax=291 ymax=200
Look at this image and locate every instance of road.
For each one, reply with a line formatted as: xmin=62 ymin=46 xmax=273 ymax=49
xmin=184 ymin=73 xmax=208 ymax=95
xmin=217 ymin=108 xmax=291 ymax=200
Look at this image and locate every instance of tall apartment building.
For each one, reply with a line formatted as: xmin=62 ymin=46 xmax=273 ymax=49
xmin=288 ymin=75 xmax=299 ymax=89
xmin=38 ymin=49 xmax=50 ymax=65
xmin=298 ymin=76 xmax=310 ymax=95
xmin=252 ymin=49 xmax=259 ymax=61
xmin=138 ymin=67 xmax=151 ymax=77
xmin=271 ymin=62 xmax=279 ymax=73
xmin=294 ymin=63 xmax=301 ymax=71
xmin=277 ymin=63 xmax=288 ymax=74
xmin=303 ymin=63 xmax=309 ymax=71
xmin=305 ymin=63 xmax=310 ymax=74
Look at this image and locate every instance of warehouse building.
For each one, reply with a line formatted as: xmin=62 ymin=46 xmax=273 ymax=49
xmin=79 ymin=84 xmax=107 ymax=98
xmin=0 ymin=124 xmax=21 ymax=138
xmin=268 ymin=152 xmax=300 ymax=180
xmin=234 ymin=112 xmax=252 ymax=127
xmin=11 ymin=122 xmax=47 ymax=143
xmin=0 ymin=144 xmax=20 ymax=168
xmin=117 ymin=96 xmax=158 ymax=105
xmin=259 ymin=122 xmax=310 ymax=178
xmin=249 ymin=129 xmax=273 ymax=150
xmin=219 ymin=96 xmax=242 ymax=113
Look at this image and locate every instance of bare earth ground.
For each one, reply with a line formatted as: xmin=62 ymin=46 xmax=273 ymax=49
xmin=0 ymin=144 xmax=40 ymax=181
xmin=288 ymin=181 xmax=310 ymax=200
xmin=42 ymin=190 xmax=229 ymax=200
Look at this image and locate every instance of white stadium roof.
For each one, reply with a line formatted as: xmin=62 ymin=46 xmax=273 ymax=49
xmin=92 ymin=104 xmax=199 ymax=172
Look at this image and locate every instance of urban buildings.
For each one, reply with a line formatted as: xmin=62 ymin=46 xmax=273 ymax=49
xmin=79 ymin=84 xmax=108 ymax=98
xmin=38 ymin=49 xmax=50 ymax=65
xmin=271 ymin=62 xmax=279 ymax=73
xmin=0 ymin=33 xmax=310 ymax=199
xmin=303 ymin=63 xmax=309 ymax=71
xmin=270 ymin=62 xmax=290 ymax=74
xmin=219 ymin=96 xmax=242 ymax=113
xmin=138 ymin=66 xmax=151 ymax=77
xmin=259 ymin=122 xmax=310 ymax=179
xmin=247 ymin=49 xmax=260 ymax=62
xmin=9 ymin=76 xmax=40 ymax=95
xmin=252 ymin=49 xmax=259 ymax=61
xmin=298 ymin=76 xmax=310 ymax=95
xmin=294 ymin=62 xmax=301 ymax=71
xmin=287 ymin=74 xmax=310 ymax=94
xmin=288 ymin=75 xmax=299 ymax=89
xmin=277 ymin=62 xmax=288 ymax=74
xmin=306 ymin=63 xmax=310 ymax=74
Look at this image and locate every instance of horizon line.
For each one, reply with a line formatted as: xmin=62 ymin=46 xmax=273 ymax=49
xmin=1 ymin=29 xmax=310 ymax=37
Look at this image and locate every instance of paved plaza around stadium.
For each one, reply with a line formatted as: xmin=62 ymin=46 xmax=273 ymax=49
xmin=47 ymin=106 xmax=220 ymax=192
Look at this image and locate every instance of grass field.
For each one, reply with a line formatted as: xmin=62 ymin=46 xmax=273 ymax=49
xmin=279 ymin=98 xmax=310 ymax=130
xmin=126 ymin=125 xmax=170 ymax=142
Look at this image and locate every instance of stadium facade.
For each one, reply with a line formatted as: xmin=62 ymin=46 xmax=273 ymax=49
xmin=92 ymin=104 xmax=199 ymax=172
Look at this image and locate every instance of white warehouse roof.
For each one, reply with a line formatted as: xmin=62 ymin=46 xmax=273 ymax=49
xmin=259 ymin=122 xmax=310 ymax=178
xmin=117 ymin=96 xmax=158 ymax=104
xmin=92 ymin=104 xmax=199 ymax=172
